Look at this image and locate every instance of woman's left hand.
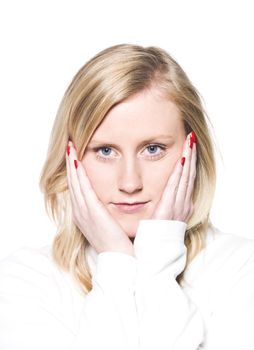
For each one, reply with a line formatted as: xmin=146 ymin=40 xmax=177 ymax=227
xmin=151 ymin=132 xmax=197 ymax=223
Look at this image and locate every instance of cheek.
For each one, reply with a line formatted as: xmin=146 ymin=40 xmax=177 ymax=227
xmin=144 ymin=153 xmax=181 ymax=201
xmin=81 ymin=158 xmax=114 ymax=202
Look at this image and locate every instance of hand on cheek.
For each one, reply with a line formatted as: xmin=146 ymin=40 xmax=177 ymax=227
xmin=151 ymin=131 xmax=197 ymax=223
xmin=66 ymin=141 xmax=135 ymax=256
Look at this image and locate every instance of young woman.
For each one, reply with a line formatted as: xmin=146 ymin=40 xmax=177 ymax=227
xmin=0 ymin=44 xmax=253 ymax=350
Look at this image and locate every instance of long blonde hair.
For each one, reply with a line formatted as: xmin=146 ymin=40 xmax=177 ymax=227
xmin=39 ymin=44 xmax=216 ymax=293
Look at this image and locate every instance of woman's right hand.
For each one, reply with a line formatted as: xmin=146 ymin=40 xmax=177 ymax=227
xmin=66 ymin=141 xmax=134 ymax=257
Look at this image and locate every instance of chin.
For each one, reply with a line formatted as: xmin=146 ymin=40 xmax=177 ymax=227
xmin=108 ymin=204 xmax=154 ymax=239
xmin=117 ymin=217 xmax=140 ymax=239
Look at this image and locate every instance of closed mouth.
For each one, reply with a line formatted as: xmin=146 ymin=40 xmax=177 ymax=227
xmin=112 ymin=201 xmax=149 ymax=213
xmin=113 ymin=201 xmax=148 ymax=205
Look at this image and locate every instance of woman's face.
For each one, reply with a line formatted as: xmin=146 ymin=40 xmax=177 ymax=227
xmin=82 ymin=86 xmax=186 ymax=238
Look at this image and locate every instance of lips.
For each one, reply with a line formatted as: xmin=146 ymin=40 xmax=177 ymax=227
xmin=112 ymin=201 xmax=149 ymax=213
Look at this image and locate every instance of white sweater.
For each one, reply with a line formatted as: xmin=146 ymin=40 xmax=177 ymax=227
xmin=0 ymin=220 xmax=254 ymax=350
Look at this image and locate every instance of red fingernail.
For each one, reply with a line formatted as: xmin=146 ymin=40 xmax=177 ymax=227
xmin=181 ymin=157 xmax=186 ymax=166
xmin=189 ymin=131 xmax=196 ymax=149
xmin=74 ymin=160 xmax=78 ymax=169
xmin=67 ymin=145 xmax=70 ymax=156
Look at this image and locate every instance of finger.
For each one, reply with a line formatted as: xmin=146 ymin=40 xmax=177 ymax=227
xmin=74 ymin=158 xmax=104 ymax=212
xmin=66 ymin=152 xmax=79 ymax=220
xmin=184 ymin=142 xmax=197 ymax=208
xmin=69 ymin=145 xmax=103 ymax=212
xmin=160 ymin=134 xmax=190 ymax=203
xmin=175 ymin=132 xmax=192 ymax=208
xmin=73 ymin=152 xmax=124 ymax=239
xmin=66 ymin=141 xmax=84 ymax=209
xmin=152 ymin=139 xmax=187 ymax=219
xmin=161 ymin=157 xmax=184 ymax=208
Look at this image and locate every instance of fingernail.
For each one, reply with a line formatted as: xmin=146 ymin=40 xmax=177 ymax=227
xmin=181 ymin=157 xmax=186 ymax=166
xmin=74 ymin=160 xmax=78 ymax=169
xmin=189 ymin=131 xmax=196 ymax=149
xmin=66 ymin=145 xmax=70 ymax=156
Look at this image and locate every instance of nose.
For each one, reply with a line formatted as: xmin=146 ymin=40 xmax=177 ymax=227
xmin=118 ymin=157 xmax=143 ymax=194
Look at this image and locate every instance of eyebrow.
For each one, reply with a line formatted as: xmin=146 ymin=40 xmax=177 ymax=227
xmin=88 ymin=135 xmax=174 ymax=147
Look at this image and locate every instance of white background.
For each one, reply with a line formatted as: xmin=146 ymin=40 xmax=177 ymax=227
xmin=0 ymin=0 xmax=253 ymax=259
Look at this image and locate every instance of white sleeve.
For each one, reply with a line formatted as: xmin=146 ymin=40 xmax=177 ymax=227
xmin=204 ymin=243 xmax=254 ymax=350
xmin=71 ymin=252 xmax=139 ymax=350
xmin=134 ymin=220 xmax=205 ymax=350
xmin=0 ymin=250 xmax=139 ymax=350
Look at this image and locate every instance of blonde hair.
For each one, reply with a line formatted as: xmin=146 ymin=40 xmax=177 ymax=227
xmin=39 ymin=44 xmax=216 ymax=293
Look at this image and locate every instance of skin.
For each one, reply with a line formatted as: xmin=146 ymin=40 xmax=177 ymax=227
xmin=66 ymin=86 xmax=197 ymax=256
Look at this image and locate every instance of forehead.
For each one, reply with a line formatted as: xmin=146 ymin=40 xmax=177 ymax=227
xmin=91 ymin=87 xmax=183 ymax=141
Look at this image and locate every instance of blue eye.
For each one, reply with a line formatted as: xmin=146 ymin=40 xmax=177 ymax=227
xmin=143 ymin=144 xmax=167 ymax=160
xmin=147 ymin=145 xmax=159 ymax=154
xmin=100 ymin=147 xmax=112 ymax=156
